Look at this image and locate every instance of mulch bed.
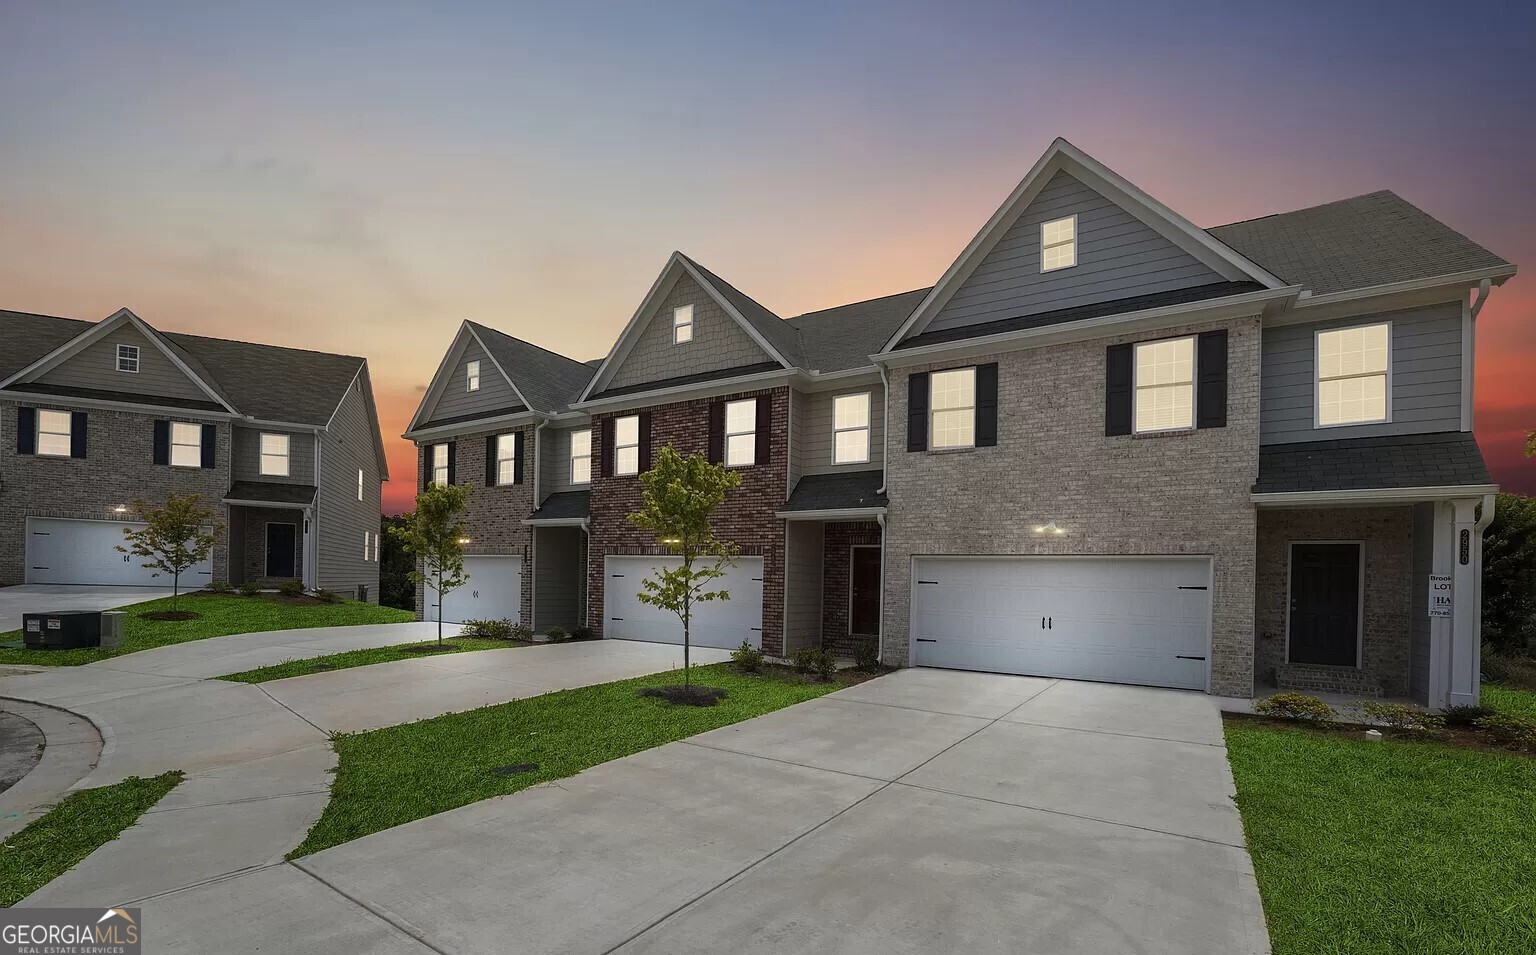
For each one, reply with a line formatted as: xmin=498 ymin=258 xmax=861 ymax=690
xmin=1222 ymin=711 xmax=1533 ymax=758
xmin=138 ymin=610 xmax=202 ymax=621
xmin=637 ymin=685 xmax=730 ymax=707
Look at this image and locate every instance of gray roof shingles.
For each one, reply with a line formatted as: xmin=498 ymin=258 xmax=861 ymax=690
xmin=468 ymin=321 xmax=597 ymax=413
xmin=682 ymin=255 xmax=804 ymax=368
xmin=782 ymin=470 xmax=887 ymax=512
xmin=528 ymin=490 xmax=589 ymax=521
xmin=1254 ymin=432 xmax=1493 ymax=495
xmin=225 ymin=481 xmax=318 ymax=505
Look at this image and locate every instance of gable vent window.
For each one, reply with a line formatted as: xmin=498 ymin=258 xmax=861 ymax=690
xmin=170 ymin=422 xmax=203 ymax=467
xmin=466 ymin=360 xmax=481 ymax=392
xmin=1040 ymin=215 xmax=1077 ymax=272
xmin=725 ymin=399 xmax=757 ymax=467
xmin=930 ymin=368 xmax=976 ymax=450
xmin=36 ymin=410 xmax=73 ymax=457
xmin=832 ymin=392 xmax=871 ymax=464
xmin=1134 ymin=337 xmax=1195 ymax=433
xmin=431 ymin=443 xmax=449 ymax=486
xmin=1317 ymin=323 xmax=1390 ymax=426
xmin=570 ymin=428 xmax=592 ymax=484
xmin=614 ymin=415 xmax=641 ymax=476
xmin=673 ymin=304 xmax=694 ymax=344
xmin=261 ymin=433 xmax=291 ymax=477
xmin=116 ymin=344 xmax=140 ymax=373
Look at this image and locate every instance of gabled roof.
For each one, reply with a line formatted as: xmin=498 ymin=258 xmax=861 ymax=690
xmin=1209 ymin=191 xmax=1513 ymax=296
xmin=680 ymin=254 xmax=804 ymax=367
xmin=0 ymin=310 xmax=93 ymax=380
xmin=467 ymin=322 xmax=596 ymax=412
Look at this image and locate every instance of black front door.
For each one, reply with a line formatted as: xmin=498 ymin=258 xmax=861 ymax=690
xmin=1288 ymin=543 xmax=1360 ymax=666
xmin=266 ymin=523 xmax=297 ymax=578
xmin=850 ymin=547 xmax=881 ymax=636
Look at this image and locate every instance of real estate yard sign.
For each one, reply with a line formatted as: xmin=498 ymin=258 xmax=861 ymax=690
xmin=1428 ymin=574 xmax=1453 ymax=618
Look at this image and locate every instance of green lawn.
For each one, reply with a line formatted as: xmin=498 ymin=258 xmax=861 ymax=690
xmin=293 ymin=662 xmax=846 ymax=857
xmin=217 ymin=637 xmax=528 ymax=683
xmin=1226 ymin=720 xmax=1536 ymax=955
xmin=0 ymin=771 xmax=183 ymax=906
xmin=0 ymin=594 xmax=414 ymax=667
xmin=1482 ymin=683 xmax=1536 ymax=720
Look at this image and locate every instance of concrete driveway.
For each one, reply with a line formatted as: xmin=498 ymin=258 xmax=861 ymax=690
xmin=0 ymin=584 xmax=174 ymax=633
xmin=139 ymin=668 xmax=1268 ymax=954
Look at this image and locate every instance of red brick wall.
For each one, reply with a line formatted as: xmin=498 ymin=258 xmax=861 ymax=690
xmin=588 ymin=387 xmax=788 ymax=654
xmin=822 ymin=521 xmax=882 ymax=656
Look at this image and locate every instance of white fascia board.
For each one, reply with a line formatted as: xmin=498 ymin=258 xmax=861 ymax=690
xmin=1292 ymin=265 xmax=1517 ymax=311
xmin=572 ymin=368 xmax=798 ymax=413
xmin=521 ymin=517 xmax=590 ymax=527
xmin=224 ymin=498 xmax=313 ymax=510
xmin=402 ymin=409 xmax=543 ymax=442
xmin=0 ymin=388 xmax=238 ymax=421
xmin=873 ymin=286 xmax=1298 ymax=368
xmin=675 ymin=256 xmax=795 ymax=369
xmin=1252 ymin=484 xmax=1499 ymax=507
xmin=776 ymin=507 xmax=887 ymax=521
xmin=578 ymin=255 xmax=684 ymax=403
xmin=406 ymin=322 xmax=473 ymax=433
xmin=798 ymin=367 xmax=882 ymax=392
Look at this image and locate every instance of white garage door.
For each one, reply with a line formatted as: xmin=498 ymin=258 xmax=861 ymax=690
xmin=428 ymin=555 xmax=522 ymax=624
xmin=911 ymin=556 xmax=1211 ymax=690
xmin=25 ymin=517 xmax=214 ymax=587
xmin=605 ymin=556 xmax=763 ymax=649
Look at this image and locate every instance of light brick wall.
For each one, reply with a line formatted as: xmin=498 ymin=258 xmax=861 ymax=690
xmin=881 ymin=316 xmax=1262 ymax=696
xmin=1255 ymin=507 xmax=1414 ymax=696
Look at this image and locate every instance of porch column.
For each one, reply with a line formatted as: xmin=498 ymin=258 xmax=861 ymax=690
xmin=1447 ymin=498 xmax=1481 ymax=708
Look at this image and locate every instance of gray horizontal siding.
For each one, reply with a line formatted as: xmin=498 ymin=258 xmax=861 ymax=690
xmin=232 ymin=426 xmax=316 ymax=484
xmin=534 ymin=526 xmax=583 ymax=629
xmin=783 ymin=521 xmax=824 ymax=654
xmin=539 ymin=424 xmax=591 ymax=498
xmin=927 ymin=171 xmax=1223 ymax=334
xmin=35 ymin=323 xmax=211 ymax=402
xmin=787 ymin=388 xmax=806 ymax=489
xmin=607 ymin=273 xmax=774 ymax=390
xmin=1260 ymin=301 xmax=1464 ymax=444
xmin=424 ymin=337 xmax=522 ymax=424
xmin=801 ymin=386 xmax=885 ymax=476
xmin=316 ymin=375 xmax=382 ymax=600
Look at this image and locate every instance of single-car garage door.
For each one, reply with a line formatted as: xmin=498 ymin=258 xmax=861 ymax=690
xmin=911 ymin=556 xmax=1211 ymax=690
xmin=26 ymin=517 xmax=214 ymax=587
xmin=428 ymin=555 xmax=522 ymax=624
xmin=605 ymin=556 xmax=763 ymax=649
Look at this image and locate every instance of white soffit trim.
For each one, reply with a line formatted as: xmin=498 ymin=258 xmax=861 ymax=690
xmin=402 ymin=409 xmax=542 ymax=442
xmin=776 ymin=507 xmax=887 ymax=521
xmin=881 ymin=137 xmax=1287 ymax=350
xmin=521 ymin=517 xmax=590 ymax=527
xmin=573 ymin=368 xmax=796 ymax=412
xmin=1253 ymin=484 xmax=1499 ymax=507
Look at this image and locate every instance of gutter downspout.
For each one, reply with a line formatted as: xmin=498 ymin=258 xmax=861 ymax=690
xmin=1469 ymin=278 xmax=1493 ymax=319
xmin=876 ymin=511 xmax=887 ymax=666
xmin=529 ymin=416 xmax=549 ymax=629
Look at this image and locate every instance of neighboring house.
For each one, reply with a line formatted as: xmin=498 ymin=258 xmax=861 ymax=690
xmin=1 ymin=307 xmax=389 ymax=600
xmin=406 ymin=138 xmax=1514 ymax=708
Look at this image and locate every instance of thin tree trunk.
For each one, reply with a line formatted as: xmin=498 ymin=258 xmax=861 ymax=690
xmin=683 ymin=586 xmax=691 ymax=688
xmin=436 ymin=566 xmax=443 ymax=646
xmin=172 ymin=570 xmax=180 ymax=614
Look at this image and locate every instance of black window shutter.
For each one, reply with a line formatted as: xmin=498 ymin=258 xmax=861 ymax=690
xmin=975 ymin=363 xmax=999 ymax=447
xmin=1104 ymin=344 xmax=1133 ymax=436
xmin=707 ymin=401 xmax=725 ymax=464
xmin=1196 ymin=330 xmax=1229 ymax=429
xmin=513 ymin=431 xmax=525 ymax=484
xmin=600 ymin=417 xmax=615 ymax=477
xmin=200 ymin=424 xmax=216 ymax=468
xmin=485 ymin=436 xmax=498 ymax=486
xmin=16 ymin=407 xmax=35 ymax=455
xmin=153 ymin=420 xmax=171 ymax=465
xmin=754 ymin=396 xmax=771 ymax=464
xmin=69 ymin=412 xmax=87 ymax=459
xmin=446 ymin=441 xmax=456 ymax=486
xmin=906 ymin=373 xmax=929 ymax=452
xmin=638 ymin=413 xmax=653 ymax=472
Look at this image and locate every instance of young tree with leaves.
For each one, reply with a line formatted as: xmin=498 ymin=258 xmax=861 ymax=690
xmin=116 ymin=494 xmax=223 ymax=615
xmin=628 ymin=445 xmax=743 ymax=687
xmin=389 ymin=482 xmax=471 ymax=645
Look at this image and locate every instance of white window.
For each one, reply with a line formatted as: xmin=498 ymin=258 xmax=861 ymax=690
xmin=1041 ymin=215 xmax=1077 ymax=272
xmin=431 ymin=443 xmax=449 ymax=486
xmin=170 ymin=422 xmax=202 ymax=467
xmin=614 ymin=416 xmax=640 ymax=476
xmin=36 ymin=410 xmax=72 ymax=457
xmin=832 ymin=392 xmax=871 ymax=464
xmin=673 ymin=304 xmax=694 ymax=344
xmin=725 ymin=399 xmax=757 ymax=467
xmin=364 ymin=531 xmax=370 ymax=561
xmin=116 ymin=344 xmax=139 ymax=373
xmin=1317 ymin=323 xmax=1390 ymax=426
xmin=357 ymin=469 xmax=364 ymax=501
xmin=259 ymin=433 xmax=290 ymax=476
xmin=496 ymin=433 xmax=517 ymax=486
xmin=466 ymin=360 xmax=480 ymax=392
xmin=930 ymin=368 xmax=975 ymax=450
xmin=570 ymin=428 xmax=592 ymax=484
xmin=1134 ymin=336 xmax=1195 ymax=433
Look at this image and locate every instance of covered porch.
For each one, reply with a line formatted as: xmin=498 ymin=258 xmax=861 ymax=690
xmin=224 ymin=482 xmax=316 ymax=590
xmin=779 ymin=471 xmax=886 ymax=660
xmin=526 ymin=490 xmax=589 ymax=631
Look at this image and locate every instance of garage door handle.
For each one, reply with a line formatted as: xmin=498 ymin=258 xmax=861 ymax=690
xmin=915 ymin=638 xmax=937 ymax=643
xmin=1177 ymin=586 xmax=1207 ymax=591
xmin=1176 ymin=655 xmax=1206 ymax=661
xmin=917 ymin=580 xmax=938 ymax=585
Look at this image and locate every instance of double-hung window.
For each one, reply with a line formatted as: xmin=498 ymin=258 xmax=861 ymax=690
xmin=1317 ymin=323 xmax=1389 ymax=426
xmin=357 ymin=469 xmax=364 ymax=501
xmin=832 ymin=392 xmax=871 ymax=464
xmin=116 ymin=344 xmax=139 ymax=373
xmin=1041 ymin=215 xmax=1077 ymax=272
xmin=431 ymin=443 xmax=449 ymax=486
xmin=260 ymin=433 xmax=290 ymax=476
xmin=930 ymin=368 xmax=975 ymax=450
xmin=613 ymin=416 xmax=640 ymax=476
xmin=725 ymin=399 xmax=756 ymax=467
xmin=36 ymin=410 xmax=72 ymax=457
xmin=570 ymin=429 xmax=592 ymax=484
xmin=673 ymin=305 xmax=694 ymax=344
xmin=170 ymin=422 xmax=202 ymax=467
xmin=364 ymin=532 xmax=371 ymax=561
xmin=466 ymin=360 xmax=480 ymax=392
xmin=495 ymin=433 xmax=517 ymax=486
xmin=1134 ymin=336 xmax=1195 ymax=433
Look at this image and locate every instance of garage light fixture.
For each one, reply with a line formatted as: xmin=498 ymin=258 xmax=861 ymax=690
xmin=1032 ymin=522 xmax=1066 ymax=536
xmin=662 ymin=537 xmax=682 ymax=544
xmin=457 ymin=537 xmax=472 ymax=544
xmin=113 ymin=505 xmax=128 ymax=514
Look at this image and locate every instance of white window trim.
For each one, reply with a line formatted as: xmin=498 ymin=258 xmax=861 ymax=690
xmin=613 ymin=416 xmax=641 ymax=476
xmin=259 ymin=432 xmax=291 ymax=477
xmin=929 ymin=367 xmax=976 ymax=451
xmin=673 ymin=304 xmax=694 ymax=345
xmin=1040 ymin=213 xmax=1078 ymax=273
xmin=116 ymin=344 xmax=140 ymax=374
xmin=1133 ymin=335 xmax=1197 ymax=435
xmin=831 ymin=392 xmax=871 ymax=465
xmin=466 ymin=359 xmax=481 ymax=392
xmin=36 ymin=409 xmax=73 ymax=457
xmin=170 ymin=421 xmax=203 ymax=468
xmin=431 ymin=443 xmax=449 ymax=486
xmin=357 ymin=469 xmax=364 ymax=501
xmin=1314 ymin=321 xmax=1393 ymax=429
xmin=495 ymin=433 xmax=517 ymax=486
xmin=724 ymin=398 xmax=757 ymax=468
xmin=570 ymin=429 xmax=592 ymax=485
xmin=364 ymin=531 xmax=371 ymax=561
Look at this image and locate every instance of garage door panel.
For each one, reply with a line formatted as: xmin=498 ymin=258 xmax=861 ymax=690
xmin=912 ymin=557 xmax=1210 ymax=690
xmin=26 ymin=518 xmax=213 ymax=587
xmin=605 ymin=556 xmax=763 ymax=650
xmin=429 ymin=556 xmax=521 ymax=624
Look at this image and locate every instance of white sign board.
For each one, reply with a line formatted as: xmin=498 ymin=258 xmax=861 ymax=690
xmin=1428 ymin=574 xmax=1453 ymax=618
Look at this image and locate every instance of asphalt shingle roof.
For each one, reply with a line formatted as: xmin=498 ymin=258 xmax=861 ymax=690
xmin=682 ymin=255 xmax=804 ymax=368
xmin=789 ymin=288 xmax=932 ymax=370
xmin=781 ymin=470 xmax=887 ymax=512
xmin=1254 ymin=432 xmax=1493 ymax=494
xmin=225 ymin=481 xmax=318 ymax=506
xmin=468 ymin=322 xmax=597 ymax=413
xmin=528 ymin=490 xmax=589 ymax=521
xmin=1209 ymin=191 xmax=1511 ymax=295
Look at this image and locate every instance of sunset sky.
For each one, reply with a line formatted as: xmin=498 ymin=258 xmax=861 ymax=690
xmin=3 ymin=1 xmax=1532 ymax=514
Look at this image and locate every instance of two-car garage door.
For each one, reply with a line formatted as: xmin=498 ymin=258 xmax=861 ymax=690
xmin=604 ymin=556 xmax=763 ymax=649
xmin=26 ymin=517 xmax=213 ymax=586
xmin=911 ymin=556 xmax=1211 ymax=690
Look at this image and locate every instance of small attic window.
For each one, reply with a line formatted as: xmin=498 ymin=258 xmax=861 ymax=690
xmin=117 ymin=344 xmax=140 ymax=373
xmin=466 ymin=360 xmax=481 ymax=392
xmin=673 ymin=305 xmax=694 ymax=344
xmin=1041 ymin=215 xmax=1077 ymax=272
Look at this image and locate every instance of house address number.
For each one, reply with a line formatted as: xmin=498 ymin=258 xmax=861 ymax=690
xmin=1428 ymin=574 xmax=1453 ymax=618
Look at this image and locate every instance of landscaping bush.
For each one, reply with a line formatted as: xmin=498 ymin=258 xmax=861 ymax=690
xmin=1482 ymin=492 xmax=1536 ymax=653
xmin=508 ymin=622 xmax=534 ymax=642
xmin=570 ymin=626 xmax=597 ymax=641
xmin=853 ymin=640 xmax=879 ymax=671
xmin=731 ymin=641 xmax=764 ymax=673
xmin=1481 ymin=645 xmax=1536 ymax=689
xmin=1474 ymin=712 xmax=1536 ymax=750
xmin=545 ymin=627 xmax=569 ymax=643
xmin=313 ymin=588 xmax=343 ymax=604
xmin=1352 ymin=701 xmax=1444 ymax=733
xmin=205 ymin=579 xmax=234 ymax=595
xmin=461 ymin=618 xmax=516 ymax=640
xmin=237 ymin=581 xmax=262 ymax=597
xmin=793 ymin=647 xmax=837 ymax=681
xmin=1253 ymin=692 xmax=1337 ymax=726
xmin=1442 ymin=703 xmax=1497 ymax=727
xmin=278 ymin=579 xmax=305 ymax=597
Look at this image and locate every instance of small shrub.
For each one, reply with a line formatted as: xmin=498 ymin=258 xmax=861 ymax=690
xmin=731 ymin=641 xmax=764 ymax=673
xmin=570 ymin=626 xmax=597 ymax=641
xmin=1442 ymin=704 xmax=1497 ymax=727
xmin=545 ymin=627 xmax=569 ymax=643
xmin=312 ymin=588 xmax=343 ymax=604
xmin=508 ymin=622 xmax=534 ymax=642
xmin=277 ymin=579 xmax=306 ymax=597
xmin=793 ymin=647 xmax=837 ymax=681
xmin=461 ymin=618 xmax=515 ymax=640
xmin=1252 ymin=692 xmax=1337 ymax=726
xmin=1474 ymin=712 xmax=1536 ymax=750
xmin=237 ymin=581 xmax=262 ymax=597
xmin=1351 ymin=701 xmax=1444 ymax=733
xmin=853 ymin=641 xmax=879 ymax=671
xmin=205 ymin=579 xmax=234 ymax=595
